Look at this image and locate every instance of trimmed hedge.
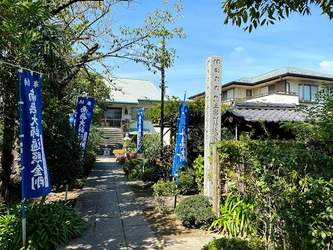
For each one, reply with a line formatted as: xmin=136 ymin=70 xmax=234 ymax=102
xmin=175 ymin=195 xmax=215 ymax=228
xmin=178 ymin=172 xmax=197 ymax=194
xmin=202 ymin=237 xmax=264 ymax=250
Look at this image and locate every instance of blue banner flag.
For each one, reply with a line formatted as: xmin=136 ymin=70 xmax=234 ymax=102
xmin=137 ymin=109 xmax=144 ymax=153
xmin=172 ymin=93 xmax=189 ymax=182
xmin=74 ymin=96 xmax=95 ymax=159
xmin=19 ymin=69 xmax=51 ymax=199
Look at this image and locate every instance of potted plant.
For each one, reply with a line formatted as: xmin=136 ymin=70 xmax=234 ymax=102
xmin=127 ymin=147 xmax=137 ymax=160
xmin=121 ymin=136 xmax=137 ymax=159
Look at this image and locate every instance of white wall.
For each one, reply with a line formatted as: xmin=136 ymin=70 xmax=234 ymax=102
xmin=153 ymin=126 xmax=171 ymax=145
xmin=246 ymin=94 xmax=299 ymax=104
xmin=129 ymin=121 xmax=156 ymax=135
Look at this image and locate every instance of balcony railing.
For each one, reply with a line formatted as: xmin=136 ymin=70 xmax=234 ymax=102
xmin=245 ymin=90 xmax=297 ymax=100
xmin=222 ymin=90 xmax=297 ymax=103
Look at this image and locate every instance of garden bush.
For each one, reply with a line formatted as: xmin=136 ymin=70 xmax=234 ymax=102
xmin=193 ymin=154 xmax=204 ymax=191
xmin=0 ymin=202 xmax=86 ymax=249
xmin=178 ymin=171 xmax=197 ymax=194
xmin=116 ymin=154 xmax=126 ymax=165
xmin=141 ymin=166 xmax=160 ymax=183
xmin=210 ymin=193 xmax=257 ymax=238
xmin=83 ymin=150 xmax=96 ymax=176
xmin=216 ymin=138 xmax=333 ymax=249
xmin=141 ymin=134 xmax=161 ymax=167
xmin=123 ymin=159 xmax=143 ymax=180
xmin=152 ymin=180 xmax=179 ymax=213
xmin=202 ymin=237 xmax=264 ymax=250
xmin=43 ymin=99 xmax=83 ymax=189
xmin=175 ymin=194 xmax=215 ymax=228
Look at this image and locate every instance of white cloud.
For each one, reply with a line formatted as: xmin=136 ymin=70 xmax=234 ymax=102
xmin=229 ymin=46 xmax=256 ymax=64
xmin=319 ymin=61 xmax=333 ymax=72
xmin=244 ymin=57 xmax=255 ymax=63
xmin=234 ymin=46 xmax=245 ymax=52
xmin=230 ymin=47 xmax=245 ymax=58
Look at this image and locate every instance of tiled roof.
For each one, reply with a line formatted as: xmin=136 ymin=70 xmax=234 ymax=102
xmin=104 ymin=78 xmax=160 ymax=104
xmin=223 ymin=102 xmax=308 ymax=123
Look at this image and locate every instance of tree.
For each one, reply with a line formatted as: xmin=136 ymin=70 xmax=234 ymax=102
xmin=0 ymin=0 xmax=66 ymax=200
xmin=43 ymin=99 xmax=83 ymax=189
xmin=282 ymin=84 xmax=333 ymax=154
xmin=44 ymin=0 xmax=185 ymax=96
xmin=222 ymin=0 xmax=333 ymax=32
xmin=0 ymin=0 xmax=185 ymax=200
xmin=62 ymin=69 xmax=111 ymax=125
xmin=214 ymin=85 xmax=333 ymax=248
xmin=146 ymin=97 xmax=206 ymax=165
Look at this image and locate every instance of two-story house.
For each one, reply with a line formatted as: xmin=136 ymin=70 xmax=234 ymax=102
xmin=190 ymin=66 xmax=333 ymax=105
xmin=189 ymin=67 xmax=333 ymax=139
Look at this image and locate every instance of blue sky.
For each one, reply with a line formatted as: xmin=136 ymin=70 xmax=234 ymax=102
xmin=110 ymin=0 xmax=333 ymax=99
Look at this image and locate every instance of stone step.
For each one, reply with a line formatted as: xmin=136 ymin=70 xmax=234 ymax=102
xmin=97 ymin=127 xmax=124 ymax=156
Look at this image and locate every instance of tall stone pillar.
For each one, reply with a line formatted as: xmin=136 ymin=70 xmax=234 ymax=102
xmin=204 ymin=56 xmax=222 ymax=198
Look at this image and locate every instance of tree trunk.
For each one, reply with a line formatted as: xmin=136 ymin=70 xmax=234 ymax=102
xmin=1 ymin=115 xmax=15 ymax=201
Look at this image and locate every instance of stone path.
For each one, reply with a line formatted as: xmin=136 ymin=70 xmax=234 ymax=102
xmin=59 ymin=157 xmax=159 ymax=249
xmin=60 ymin=157 xmax=219 ymax=250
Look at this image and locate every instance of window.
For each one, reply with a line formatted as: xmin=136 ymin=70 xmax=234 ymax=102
xmin=246 ymin=89 xmax=252 ymax=97
xmin=299 ymin=84 xmax=318 ymax=102
xmin=268 ymin=84 xmax=275 ymax=93
xmin=286 ymin=82 xmax=290 ymax=94
xmin=222 ymin=91 xmax=227 ymax=101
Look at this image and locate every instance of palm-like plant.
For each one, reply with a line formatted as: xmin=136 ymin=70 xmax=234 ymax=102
xmin=210 ymin=193 xmax=257 ymax=238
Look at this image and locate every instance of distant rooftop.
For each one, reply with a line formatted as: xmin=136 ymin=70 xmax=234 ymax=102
xmin=104 ymin=78 xmax=160 ymax=105
xmin=223 ymin=102 xmax=308 ymax=123
xmin=234 ymin=66 xmax=333 ymax=85
xmin=188 ymin=66 xmax=333 ymax=99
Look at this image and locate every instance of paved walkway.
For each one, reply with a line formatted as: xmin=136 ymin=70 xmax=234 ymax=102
xmin=61 ymin=157 xmax=219 ymax=250
xmin=60 ymin=157 xmax=160 ymax=250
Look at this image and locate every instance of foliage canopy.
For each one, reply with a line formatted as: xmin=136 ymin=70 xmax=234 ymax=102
xmin=222 ymin=0 xmax=333 ymax=32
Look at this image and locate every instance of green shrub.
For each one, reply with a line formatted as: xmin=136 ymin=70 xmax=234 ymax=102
xmin=178 ymin=172 xmax=197 ymax=194
xmin=0 ymin=202 xmax=86 ymax=249
xmin=210 ymin=193 xmax=257 ymax=238
xmin=193 ymin=154 xmax=204 ymax=191
xmin=141 ymin=166 xmax=160 ymax=183
xmin=123 ymin=159 xmax=143 ymax=180
xmin=152 ymin=180 xmax=179 ymax=213
xmin=141 ymin=134 xmax=161 ymax=167
xmin=175 ymin=195 xmax=215 ymax=228
xmin=202 ymin=237 xmax=264 ymax=250
xmin=83 ymin=150 xmax=96 ymax=176
xmin=43 ymin=99 xmax=83 ymax=189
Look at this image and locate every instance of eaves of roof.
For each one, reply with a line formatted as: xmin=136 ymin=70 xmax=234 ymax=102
xmin=137 ymin=99 xmax=160 ymax=103
xmin=188 ymin=91 xmax=205 ymax=100
xmin=222 ymin=72 xmax=333 ymax=88
xmin=106 ymin=100 xmax=139 ymax=105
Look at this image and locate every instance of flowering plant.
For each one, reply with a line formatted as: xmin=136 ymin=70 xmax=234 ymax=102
xmin=116 ymin=154 xmax=126 ymax=164
xmin=113 ymin=149 xmax=125 ymax=156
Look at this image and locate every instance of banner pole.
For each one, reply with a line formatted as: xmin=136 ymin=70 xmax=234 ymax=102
xmin=18 ymin=69 xmax=26 ymax=246
xmin=172 ymin=90 xmax=187 ymax=210
xmin=65 ymin=184 xmax=68 ymax=202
